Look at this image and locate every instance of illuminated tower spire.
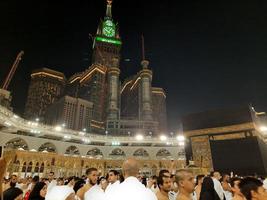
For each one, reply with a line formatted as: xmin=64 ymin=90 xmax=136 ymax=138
xmin=139 ymin=35 xmax=153 ymax=121
xmin=106 ymin=0 xmax=112 ymax=19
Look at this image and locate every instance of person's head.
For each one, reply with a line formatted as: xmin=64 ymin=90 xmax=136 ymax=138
xmin=48 ymin=172 xmax=54 ymax=181
xmin=158 ymin=175 xmax=172 ymax=193
xmin=28 ymin=181 xmax=47 ymax=199
xmin=57 ymin=177 xmax=64 ymax=185
xmin=196 ymin=174 xmax=205 ymax=186
xmin=86 ymin=167 xmax=98 ymax=185
xmin=222 ymin=174 xmax=230 ymax=182
xmin=239 ymin=177 xmax=267 ymax=200
xmin=73 ymin=178 xmax=85 ymax=193
xmin=175 ymin=169 xmax=195 ymax=194
xmin=32 ymin=175 xmax=40 ymax=183
xmin=230 ymin=177 xmax=243 ymax=196
xmin=108 ymin=170 xmax=119 ymax=184
xmin=159 ymin=169 xmax=170 ymax=177
xmin=3 ymin=187 xmax=23 ymax=200
xmin=122 ymin=158 xmax=139 ymax=178
xmin=99 ymin=176 xmax=108 ymax=190
xmin=10 ymin=174 xmax=18 ymax=187
xmin=210 ymin=171 xmax=221 ymax=180
xmin=66 ymin=176 xmax=78 ymax=187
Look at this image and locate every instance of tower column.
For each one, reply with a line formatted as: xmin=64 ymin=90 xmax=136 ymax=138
xmin=107 ymin=58 xmax=120 ymax=120
xmin=139 ymin=60 xmax=153 ymax=121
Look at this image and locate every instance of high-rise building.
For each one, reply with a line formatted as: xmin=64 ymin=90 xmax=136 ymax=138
xmin=24 ymin=68 xmax=66 ymax=120
xmin=0 ymin=89 xmax=12 ymax=110
xmin=45 ymin=95 xmax=93 ymax=131
xmin=152 ymin=87 xmax=167 ymax=132
xmin=26 ymin=0 xmax=167 ymax=136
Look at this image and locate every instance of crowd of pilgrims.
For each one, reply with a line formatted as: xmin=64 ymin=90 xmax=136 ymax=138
xmin=1 ymin=158 xmax=267 ymax=200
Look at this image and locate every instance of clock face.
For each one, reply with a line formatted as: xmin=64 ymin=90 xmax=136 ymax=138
xmin=103 ymin=20 xmax=115 ymax=37
xmin=103 ymin=26 xmax=115 ymax=37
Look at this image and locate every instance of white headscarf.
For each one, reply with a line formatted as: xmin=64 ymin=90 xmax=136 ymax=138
xmin=45 ymin=185 xmax=74 ymax=200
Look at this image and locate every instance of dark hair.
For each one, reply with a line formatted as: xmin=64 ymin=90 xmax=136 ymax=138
xmin=28 ymin=182 xmax=46 ymax=200
xmin=239 ymin=177 xmax=263 ymax=200
xmin=97 ymin=176 xmax=106 ymax=184
xmin=73 ymin=178 xmax=86 ymax=193
xmin=49 ymin=172 xmax=54 ymax=175
xmin=230 ymin=177 xmax=241 ymax=187
xmin=157 ymin=175 xmax=169 ymax=188
xmin=109 ymin=170 xmax=119 ymax=176
xmin=159 ymin=169 xmax=169 ymax=177
xmin=33 ymin=175 xmax=40 ymax=183
xmin=196 ymin=174 xmax=205 ymax=185
xmin=3 ymin=187 xmax=23 ymax=200
xmin=86 ymin=167 xmax=98 ymax=175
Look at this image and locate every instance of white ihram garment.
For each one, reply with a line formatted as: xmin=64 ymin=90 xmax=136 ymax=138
xmin=105 ymin=181 xmax=120 ymax=195
xmin=45 ymin=185 xmax=74 ymax=200
xmin=212 ymin=178 xmax=225 ymax=200
xmin=84 ymin=184 xmax=105 ymax=200
xmin=105 ymin=176 xmax=157 ymax=200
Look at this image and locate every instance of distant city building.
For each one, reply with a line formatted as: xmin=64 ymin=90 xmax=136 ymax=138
xmin=24 ymin=68 xmax=66 ymax=121
xmin=0 ymin=89 xmax=12 ymax=110
xmin=25 ymin=1 xmax=167 ymax=135
xmin=45 ymin=95 xmax=93 ymax=131
xmin=152 ymin=87 xmax=167 ymax=132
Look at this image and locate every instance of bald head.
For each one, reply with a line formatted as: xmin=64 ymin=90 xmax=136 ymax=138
xmin=175 ymin=169 xmax=193 ymax=184
xmin=122 ymin=158 xmax=139 ymax=178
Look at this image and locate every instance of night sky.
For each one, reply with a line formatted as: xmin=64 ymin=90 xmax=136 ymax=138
xmin=1 ymin=0 xmax=267 ymax=130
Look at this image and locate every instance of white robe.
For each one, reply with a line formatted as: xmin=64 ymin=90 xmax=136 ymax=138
xmin=105 ymin=176 xmax=157 ymax=200
xmin=45 ymin=185 xmax=74 ymax=200
xmin=212 ymin=178 xmax=225 ymax=200
xmin=105 ymin=181 xmax=120 ymax=195
xmin=84 ymin=184 xmax=105 ymax=200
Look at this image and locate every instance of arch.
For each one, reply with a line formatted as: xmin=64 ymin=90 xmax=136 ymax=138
xmin=34 ymin=162 xmax=39 ymax=173
xmin=87 ymin=148 xmax=103 ymax=158
xmin=14 ymin=160 xmax=20 ymax=172
xmin=27 ymin=161 xmax=33 ymax=172
xmin=22 ymin=162 xmax=27 ymax=172
xmin=133 ymin=148 xmax=149 ymax=158
xmin=65 ymin=146 xmax=80 ymax=156
xmin=5 ymin=137 xmax=29 ymax=150
xmin=109 ymin=148 xmax=126 ymax=158
xmin=38 ymin=142 xmax=57 ymax=153
xmin=40 ymin=162 xmax=45 ymax=173
xmin=156 ymin=149 xmax=172 ymax=158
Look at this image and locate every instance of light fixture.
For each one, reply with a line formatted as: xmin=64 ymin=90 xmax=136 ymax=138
xmin=160 ymin=135 xmax=167 ymax=141
xmin=55 ymin=126 xmax=62 ymax=131
xmin=176 ymin=135 xmax=185 ymax=142
xmin=260 ymin=126 xmax=267 ymax=132
xmin=135 ymin=134 xmax=144 ymax=141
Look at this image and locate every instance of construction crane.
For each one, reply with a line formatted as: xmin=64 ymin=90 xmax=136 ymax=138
xmin=1 ymin=51 xmax=24 ymax=90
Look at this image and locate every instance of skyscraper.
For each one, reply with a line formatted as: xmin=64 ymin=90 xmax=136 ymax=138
xmin=24 ymin=68 xmax=66 ymax=120
xmin=25 ymin=0 xmax=167 ymax=135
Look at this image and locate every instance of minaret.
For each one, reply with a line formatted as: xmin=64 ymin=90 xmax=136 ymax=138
xmin=139 ymin=35 xmax=153 ymax=121
xmin=107 ymin=57 xmax=120 ymax=119
xmin=106 ymin=0 xmax=120 ymax=120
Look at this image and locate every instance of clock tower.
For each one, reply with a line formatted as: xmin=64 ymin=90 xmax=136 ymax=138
xmin=92 ymin=0 xmax=122 ymax=67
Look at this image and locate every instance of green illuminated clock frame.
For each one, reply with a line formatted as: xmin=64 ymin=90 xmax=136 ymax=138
xmin=103 ymin=20 xmax=115 ymax=37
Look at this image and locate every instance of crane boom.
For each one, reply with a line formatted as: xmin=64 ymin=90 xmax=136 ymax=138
xmin=2 ymin=51 xmax=24 ymax=90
